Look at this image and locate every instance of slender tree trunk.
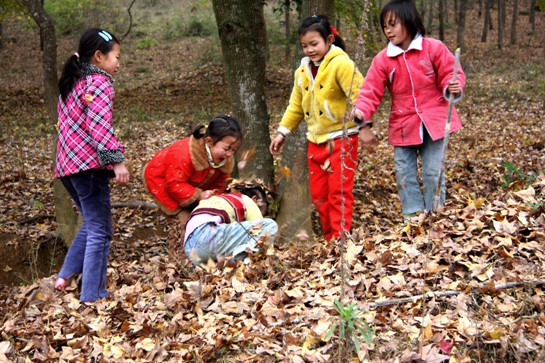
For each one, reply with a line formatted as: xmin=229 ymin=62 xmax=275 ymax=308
xmin=497 ymin=0 xmax=505 ymax=49
xmin=477 ymin=0 xmax=482 ymax=17
xmin=457 ymin=0 xmax=468 ymax=52
xmin=284 ymin=7 xmax=291 ymax=61
xmin=439 ymin=0 xmax=445 ymax=40
xmin=0 ymin=21 xmax=3 ymax=49
xmin=20 ymin=0 xmax=80 ymax=248
xmin=427 ymin=0 xmax=434 ymax=34
xmin=530 ymin=0 xmax=537 ymax=33
xmin=454 ymin=0 xmax=459 ymax=24
xmin=510 ymin=0 xmax=518 ymax=44
xmin=481 ymin=0 xmax=491 ymax=41
xmin=277 ymin=0 xmax=334 ymax=242
xmin=211 ymin=0 xmax=274 ymax=184
xmin=444 ymin=0 xmax=449 ymax=23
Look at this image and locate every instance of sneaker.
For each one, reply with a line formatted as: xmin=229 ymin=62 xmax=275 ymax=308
xmin=403 ymin=213 xmax=417 ymax=223
xmin=54 ymin=277 xmax=66 ymax=290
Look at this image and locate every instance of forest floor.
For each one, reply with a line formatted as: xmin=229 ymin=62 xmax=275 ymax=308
xmin=1 ymin=1 xmax=545 ymax=362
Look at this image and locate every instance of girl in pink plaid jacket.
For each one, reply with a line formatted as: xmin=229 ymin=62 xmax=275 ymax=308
xmin=54 ymin=29 xmax=129 ymax=302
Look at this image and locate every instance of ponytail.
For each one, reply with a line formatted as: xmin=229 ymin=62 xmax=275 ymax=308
xmin=192 ymin=114 xmax=243 ymax=145
xmin=58 ymin=28 xmax=120 ymax=101
xmin=299 ymin=15 xmax=345 ymax=51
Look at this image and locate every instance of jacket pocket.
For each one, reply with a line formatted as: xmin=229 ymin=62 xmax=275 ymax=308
xmin=324 ymin=100 xmax=335 ymax=122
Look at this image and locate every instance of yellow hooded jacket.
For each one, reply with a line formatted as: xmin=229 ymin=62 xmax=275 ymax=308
xmin=278 ymin=45 xmax=364 ymax=144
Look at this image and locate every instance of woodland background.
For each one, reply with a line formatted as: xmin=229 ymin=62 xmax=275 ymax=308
xmin=1 ymin=0 xmax=545 ymax=361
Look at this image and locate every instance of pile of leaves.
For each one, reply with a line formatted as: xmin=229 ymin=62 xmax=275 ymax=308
xmin=1 ymin=177 xmax=544 ymax=362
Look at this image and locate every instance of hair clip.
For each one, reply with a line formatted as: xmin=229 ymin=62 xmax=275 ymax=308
xmin=98 ymin=30 xmax=113 ymax=42
xmin=313 ymin=14 xmax=318 ymax=18
xmin=330 ymin=25 xmax=341 ymax=37
xmin=74 ymin=52 xmax=80 ymax=59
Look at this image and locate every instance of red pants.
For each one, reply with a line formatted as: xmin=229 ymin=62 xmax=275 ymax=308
xmin=307 ymin=135 xmax=358 ymax=240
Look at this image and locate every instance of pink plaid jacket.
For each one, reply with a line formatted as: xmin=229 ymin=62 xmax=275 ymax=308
xmin=55 ymin=67 xmax=124 ymax=178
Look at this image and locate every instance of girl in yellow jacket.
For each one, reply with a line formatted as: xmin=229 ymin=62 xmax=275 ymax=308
xmin=269 ymin=15 xmax=363 ymax=241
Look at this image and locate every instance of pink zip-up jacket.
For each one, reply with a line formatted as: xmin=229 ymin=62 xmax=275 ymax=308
xmin=55 ymin=65 xmax=124 ymax=178
xmin=355 ymin=35 xmax=465 ymax=146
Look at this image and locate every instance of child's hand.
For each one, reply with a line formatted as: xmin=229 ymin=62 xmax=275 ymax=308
xmin=351 ymin=109 xmax=364 ymax=122
xmin=447 ymin=80 xmax=462 ymax=95
xmin=359 ymin=126 xmax=379 ymax=152
xmin=199 ymin=190 xmax=214 ymax=200
xmin=269 ymin=135 xmax=285 ymax=156
xmin=112 ymin=162 xmax=129 ymax=186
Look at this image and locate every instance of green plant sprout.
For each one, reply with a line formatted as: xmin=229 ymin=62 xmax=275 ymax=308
xmin=326 ymin=300 xmax=375 ymax=355
xmin=500 ymin=161 xmax=542 ymax=189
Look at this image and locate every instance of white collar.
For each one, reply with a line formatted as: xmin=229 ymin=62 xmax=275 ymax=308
xmin=386 ymin=33 xmax=423 ymax=57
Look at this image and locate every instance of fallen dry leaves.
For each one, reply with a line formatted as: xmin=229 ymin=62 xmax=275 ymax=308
xmin=1 ymin=5 xmax=545 ymax=363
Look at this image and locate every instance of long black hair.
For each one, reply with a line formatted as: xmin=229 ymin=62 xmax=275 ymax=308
xmin=298 ymin=14 xmax=345 ymax=51
xmin=58 ymin=28 xmax=120 ymax=101
xmin=192 ymin=114 xmax=243 ymax=145
xmin=380 ymin=0 xmax=426 ymax=40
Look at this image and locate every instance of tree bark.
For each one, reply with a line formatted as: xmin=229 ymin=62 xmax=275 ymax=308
xmin=530 ymin=0 xmax=537 ymax=33
xmin=481 ymin=0 xmax=491 ymax=41
xmin=20 ymin=0 xmax=80 ymax=248
xmin=284 ymin=6 xmax=291 ymax=62
xmin=211 ymin=0 xmax=274 ymax=184
xmin=427 ymin=0 xmax=434 ymax=35
xmin=510 ymin=0 xmax=518 ymax=44
xmin=276 ymin=0 xmax=334 ymax=242
xmin=497 ymin=0 xmax=505 ymax=49
xmin=438 ymin=0 xmax=445 ymax=41
xmin=457 ymin=0 xmax=468 ymax=52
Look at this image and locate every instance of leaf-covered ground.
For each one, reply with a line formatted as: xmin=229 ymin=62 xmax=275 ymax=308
xmin=1 ymin=4 xmax=545 ymax=362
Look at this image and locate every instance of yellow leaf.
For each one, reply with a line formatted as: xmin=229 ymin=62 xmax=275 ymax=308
xmin=489 ymin=328 xmax=503 ymax=339
xmin=136 ymin=338 xmax=155 ymax=352
xmin=2 ymin=265 xmax=12 ymax=272
xmin=302 ymin=336 xmax=320 ymax=355
xmin=279 ymin=166 xmax=292 ymax=177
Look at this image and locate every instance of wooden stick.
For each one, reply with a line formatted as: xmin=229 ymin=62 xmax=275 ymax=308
xmin=364 ymin=279 xmax=545 ymax=309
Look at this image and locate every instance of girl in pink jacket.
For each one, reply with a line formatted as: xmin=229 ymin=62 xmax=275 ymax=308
xmin=354 ymin=0 xmax=465 ymax=219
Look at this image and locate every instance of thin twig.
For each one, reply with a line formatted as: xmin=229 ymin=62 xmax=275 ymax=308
xmin=111 ymin=201 xmax=157 ymax=209
xmin=363 ymin=279 xmax=545 ymax=309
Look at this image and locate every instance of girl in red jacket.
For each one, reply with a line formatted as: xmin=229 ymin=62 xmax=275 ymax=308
xmin=143 ymin=115 xmax=242 ymax=254
xmin=354 ymin=0 xmax=465 ymax=219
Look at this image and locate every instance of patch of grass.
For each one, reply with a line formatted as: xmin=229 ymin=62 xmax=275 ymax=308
xmin=135 ymin=36 xmax=158 ymax=49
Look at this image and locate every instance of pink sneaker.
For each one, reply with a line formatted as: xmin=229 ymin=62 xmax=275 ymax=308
xmin=55 ymin=277 xmax=66 ymax=290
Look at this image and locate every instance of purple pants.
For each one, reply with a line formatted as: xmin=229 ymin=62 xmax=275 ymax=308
xmin=58 ymin=169 xmax=113 ymax=302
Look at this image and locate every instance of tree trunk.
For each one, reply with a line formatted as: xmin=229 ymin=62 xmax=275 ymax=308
xmin=20 ymin=0 xmax=80 ymax=248
xmin=510 ymin=0 xmax=518 ymax=44
xmin=444 ymin=0 xmax=448 ymax=23
xmin=457 ymin=0 xmax=468 ymax=52
xmin=427 ymin=0 xmax=434 ymax=34
xmin=530 ymin=0 xmax=537 ymax=33
xmin=497 ymin=0 xmax=505 ymax=49
xmin=276 ymin=0 xmax=334 ymax=242
xmin=477 ymin=0 xmax=482 ymax=17
xmin=0 ymin=21 xmax=3 ymax=49
xmin=454 ymin=0 xmax=459 ymax=24
xmin=284 ymin=7 xmax=291 ymax=62
xmin=211 ymin=0 xmax=274 ymax=184
xmin=481 ymin=0 xmax=491 ymax=41
xmin=439 ymin=0 xmax=445 ymax=41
